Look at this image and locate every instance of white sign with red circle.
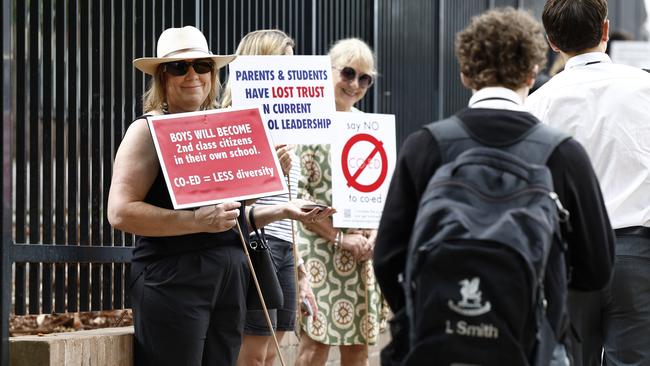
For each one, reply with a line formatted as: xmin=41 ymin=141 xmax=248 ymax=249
xmin=331 ymin=112 xmax=396 ymax=228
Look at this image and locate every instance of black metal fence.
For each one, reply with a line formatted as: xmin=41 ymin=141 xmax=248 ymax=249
xmin=374 ymin=0 xmax=530 ymax=147
xmin=374 ymin=0 xmax=648 ymax=147
xmin=0 ymin=0 xmax=375 ymax=364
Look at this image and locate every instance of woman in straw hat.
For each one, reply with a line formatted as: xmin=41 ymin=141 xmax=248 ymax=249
xmin=107 ymin=26 xmax=328 ymax=366
xmin=107 ymin=25 xmax=242 ymax=366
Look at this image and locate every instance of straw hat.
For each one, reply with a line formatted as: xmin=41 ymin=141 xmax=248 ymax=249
xmin=133 ymin=26 xmax=236 ymax=75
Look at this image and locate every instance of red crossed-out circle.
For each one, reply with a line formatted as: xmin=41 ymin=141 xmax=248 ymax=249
xmin=341 ymin=133 xmax=388 ymax=193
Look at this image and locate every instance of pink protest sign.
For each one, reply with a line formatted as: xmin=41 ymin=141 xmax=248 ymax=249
xmin=147 ymin=107 xmax=287 ymax=209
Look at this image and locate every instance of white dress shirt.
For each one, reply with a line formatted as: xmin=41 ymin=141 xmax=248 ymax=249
xmin=526 ymin=52 xmax=650 ymax=229
xmin=468 ymin=87 xmax=527 ymax=112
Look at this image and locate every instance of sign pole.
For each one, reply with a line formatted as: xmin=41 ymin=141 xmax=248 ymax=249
xmin=235 ymin=220 xmax=286 ymax=366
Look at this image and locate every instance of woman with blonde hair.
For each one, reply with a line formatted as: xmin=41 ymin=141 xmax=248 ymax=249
xmin=221 ymin=29 xmax=295 ymax=108
xmin=108 ymin=25 xmax=246 ymax=366
xmin=223 ymin=29 xmax=322 ymax=366
xmin=294 ymin=38 xmax=386 ymax=366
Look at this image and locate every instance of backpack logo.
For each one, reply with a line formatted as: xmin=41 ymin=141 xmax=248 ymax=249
xmin=448 ymin=277 xmax=491 ymax=316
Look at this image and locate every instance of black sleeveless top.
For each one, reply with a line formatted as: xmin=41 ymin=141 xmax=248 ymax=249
xmin=132 ymin=168 xmax=244 ymax=262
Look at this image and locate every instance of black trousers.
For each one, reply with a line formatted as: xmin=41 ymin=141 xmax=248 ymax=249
xmin=131 ymin=244 xmax=249 ymax=366
xmin=567 ymin=232 xmax=650 ymax=366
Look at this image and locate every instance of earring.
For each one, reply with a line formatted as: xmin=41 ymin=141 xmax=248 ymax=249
xmin=162 ymin=101 xmax=169 ymax=114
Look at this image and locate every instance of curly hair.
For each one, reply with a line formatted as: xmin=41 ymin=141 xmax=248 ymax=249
xmin=455 ymin=7 xmax=548 ymax=91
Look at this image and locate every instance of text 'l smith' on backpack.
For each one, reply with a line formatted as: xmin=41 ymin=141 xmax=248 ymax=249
xmin=402 ymin=117 xmax=570 ymax=366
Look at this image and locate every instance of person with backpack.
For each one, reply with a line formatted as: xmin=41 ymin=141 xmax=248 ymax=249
xmin=373 ymin=8 xmax=615 ymax=366
xmin=526 ymin=1 xmax=650 ymax=365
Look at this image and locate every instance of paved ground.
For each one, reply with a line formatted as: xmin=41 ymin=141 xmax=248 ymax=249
xmin=276 ymin=329 xmax=391 ymax=365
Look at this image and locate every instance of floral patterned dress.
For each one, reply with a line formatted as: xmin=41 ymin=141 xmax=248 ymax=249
xmin=295 ymin=143 xmax=387 ymax=346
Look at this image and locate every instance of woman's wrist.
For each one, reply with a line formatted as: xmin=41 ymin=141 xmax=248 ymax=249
xmin=297 ymin=263 xmax=308 ymax=278
xmin=332 ymin=230 xmax=342 ymax=249
xmin=189 ymin=209 xmax=206 ymax=233
xmin=294 ymin=256 xmax=307 ymax=278
xmin=278 ymin=202 xmax=291 ymax=221
xmin=298 ymin=270 xmax=311 ymax=284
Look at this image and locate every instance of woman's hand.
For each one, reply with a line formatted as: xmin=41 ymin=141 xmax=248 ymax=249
xmin=298 ymin=272 xmax=318 ymax=320
xmin=275 ymin=144 xmax=294 ymax=176
xmin=339 ymin=229 xmax=375 ymax=261
xmin=340 ymin=232 xmax=370 ymax=260
xmin=357 ymin=229 xmax=377 ymax=261
xmin=193 ymin=201 xmax=241 ymax=232
xmin=285 ymin=199 xmax=336 ymax=224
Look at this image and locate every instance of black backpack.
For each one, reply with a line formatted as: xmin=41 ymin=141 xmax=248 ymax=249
xmin=402 ymin=117 xmax=570 ymax=366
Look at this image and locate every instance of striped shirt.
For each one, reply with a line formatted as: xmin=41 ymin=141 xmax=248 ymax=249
xmin=253 ymin=154 xmax=300 ymax=242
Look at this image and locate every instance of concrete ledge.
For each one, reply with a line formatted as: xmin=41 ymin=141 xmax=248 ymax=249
xmin=10 ymin=327 xmax=134 ymax=366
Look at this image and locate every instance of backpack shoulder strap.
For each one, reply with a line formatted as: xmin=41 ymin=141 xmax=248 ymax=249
xmin=424 ymin=116 xmax=480 ymax=164
xmin=425 ymin=116 xmax=571 ymax=166
xmin=507 ymin=124 xmax=571 ymax=165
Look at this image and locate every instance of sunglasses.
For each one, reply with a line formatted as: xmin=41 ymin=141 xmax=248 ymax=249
xmin=335 ymin=66 xmax=374 ymax=88
xmin=163 ymin=60 xmax=213 ymax=76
